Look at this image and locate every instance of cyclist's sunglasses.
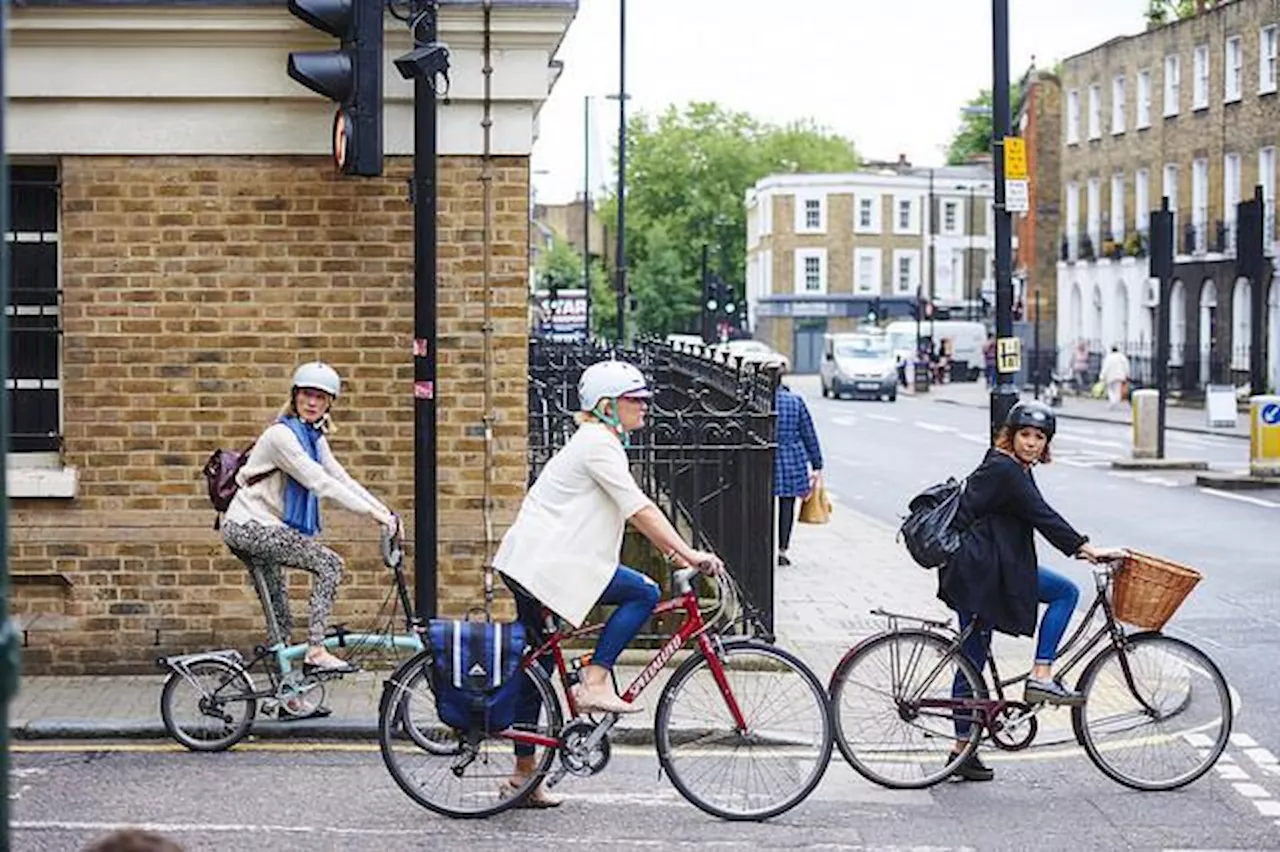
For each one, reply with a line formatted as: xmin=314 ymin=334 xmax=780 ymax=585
xmin=620 ymin=388 xmax=652 ymax=401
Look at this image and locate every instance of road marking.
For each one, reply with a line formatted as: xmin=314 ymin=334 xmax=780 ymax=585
xmin=1054 ymin=433 xmax=1124 ymax=448
xmin=1255 ymin=800 xmax=1280 ymax=816
xmin=956 ymin=434 xmax=987 ymax=446
xmin=1233 ymin=782 xmax=1271 ymax=798
xmin=864 ymin=413 xmax=900 ymax=423
xmin=831 ymin=416 xmax=859 ymax=427
xmin=1216 ymin=764 xmax=1250 ymax=780
xmin=913 ymin=422 xmax=953 ymax=433
xmin=1231 ymin=734 xmax=1260 ymax=748
xmin=1200 ymin=489 xmax=1280 ymax=509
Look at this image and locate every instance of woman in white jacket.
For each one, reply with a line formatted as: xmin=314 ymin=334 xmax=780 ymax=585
xmin=1098 ymin=346 xmax=1131 ymax=409
xmin=221 ymin=362 xmax=400 ymax=674
xmin=493 ymin=359 xmax=723 ymax=806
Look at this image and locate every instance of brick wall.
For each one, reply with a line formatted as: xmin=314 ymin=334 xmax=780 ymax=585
xmin=1019 ymin=72 xmax=1064 ymax=345
xmin=9 ymin=154 xmax=530 ymax=673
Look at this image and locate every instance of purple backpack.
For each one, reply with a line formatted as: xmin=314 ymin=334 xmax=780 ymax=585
xmin=202 ymin=445 xmax=273 ymax=528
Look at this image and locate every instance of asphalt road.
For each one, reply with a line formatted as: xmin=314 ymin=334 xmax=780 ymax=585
xmin=10 ymin=740 xmax=1280 ymax=851
xmin=797 ymin=376 xmax=1280 ymax=808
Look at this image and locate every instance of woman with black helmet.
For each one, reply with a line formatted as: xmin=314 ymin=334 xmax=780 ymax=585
xmin=937 ymin=399 xmax=1118 ymax=782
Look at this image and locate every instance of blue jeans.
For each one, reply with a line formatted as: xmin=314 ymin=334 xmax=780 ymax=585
xmin=952 ymin=565 xmax=1079 ymax=737
xmin=506 ymin=566 xmax=659 ymax=755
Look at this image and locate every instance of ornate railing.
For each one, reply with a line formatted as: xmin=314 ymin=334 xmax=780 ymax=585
xmin=528 ymin=338 xmax=779 ymax=632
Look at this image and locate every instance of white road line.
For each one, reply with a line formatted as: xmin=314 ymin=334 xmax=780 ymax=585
xmin=1245 ymin=747 xmax=1279 ymax=767
xmin=1184 ymin=733 xmax=1217 ymax=748
xmin=1254 ymin=800 xmax=1280 ymax=817
xmin=1201 ymin=489 xmax=1280 ymax=508
xmin=1054 ymin=433 xmax=1125 ymax=448
xmin=1232 ymin=782 xmax=1271 ymax=798
xmin=864 ymin=413 xmax=900 ymax=423
xmin=1231 ymin=734 xmax=1261 ymax=748
xmin=956 ymin=433 xmax=987 ymax=445
xmin=913 ymin=422 xmax=953 ymax=433
xmin=1216 ymin=764 xmax=1250 ymax=780
xmin=830 ymin=416 xmax=859 ymax=427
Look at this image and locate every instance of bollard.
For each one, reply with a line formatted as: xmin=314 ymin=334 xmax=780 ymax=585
xmin=1250 ymin=395 xmax=1280 ymax=477
xmin=1131 ymin=388 xmax=1160 ymax=459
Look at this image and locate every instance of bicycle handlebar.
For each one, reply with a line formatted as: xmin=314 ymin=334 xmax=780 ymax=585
xmin=381 ymin=521 xmax=404 ymax=568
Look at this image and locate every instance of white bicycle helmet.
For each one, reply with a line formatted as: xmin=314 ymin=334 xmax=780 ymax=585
xmin=292 ymin=361 xmax=341 ymax=399
xmin=578 ymin=359 xmax=651 ymax=413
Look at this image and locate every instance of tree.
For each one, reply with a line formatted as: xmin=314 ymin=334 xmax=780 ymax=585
xmin=944 ymin=85 xmax=1022 ymax=166
xmin=534 ymin=233 xmax=585 ymax=297
xmin=596 ymin=102 xmax=859 ymax=339
xmin=1146 ymin=0 xmax=1220 ymax=24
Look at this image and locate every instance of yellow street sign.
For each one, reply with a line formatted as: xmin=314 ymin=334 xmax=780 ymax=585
xmin=1003 ymin=137 xmax=1028 ymax=181
xmin=997 ymin=336 xmax=1022 ymax=373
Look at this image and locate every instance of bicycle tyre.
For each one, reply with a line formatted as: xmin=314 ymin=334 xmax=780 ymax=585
xmin=829 ymin=629 xmax=985 ymax=790
xmin=1072 ymin=632 xmax=1232 ymax=791
xmin=655 ymin=638 xmax=833 ymax=821
xmin=159 ymin=657 xmax=257 ymax=752
xmin=378 ymin=649 xmax=563 ymax=819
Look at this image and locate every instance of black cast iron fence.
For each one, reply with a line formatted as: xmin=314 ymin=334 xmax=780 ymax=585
xmin=527 ymin=338 xmax=779 ymax=634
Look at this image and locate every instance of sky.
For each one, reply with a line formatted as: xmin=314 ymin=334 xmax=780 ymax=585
xmin=530 ymin=0 xmax=1152 ymax=205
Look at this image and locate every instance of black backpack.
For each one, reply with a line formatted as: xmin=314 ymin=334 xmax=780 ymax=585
xmin=898 ymin=477 xmax=969 ymax=569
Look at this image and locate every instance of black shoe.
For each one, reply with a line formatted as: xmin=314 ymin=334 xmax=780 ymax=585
xmin=279 ymin=704 xmax=333 ymax=721
xmin=778 ymin=553 xmax=791 ymax=567
xmin=1024 ymin=678 xmax=1085 ymax=707
xmin=950 ymin=751 xmax=995 ymax=782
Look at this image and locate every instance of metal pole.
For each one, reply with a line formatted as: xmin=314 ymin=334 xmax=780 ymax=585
xmin=0 ymin=0 xmax=16 ymax=836
xmin=614 ymin=0 xmax=627 ymax=344
xmin=700 ymin=243 xmax=711 ymax=343
xmin=990 ymin=0 xmax=1018 ymax=439
xmin=1033 ymin=289 xmax=1041 ymax=399
xmin=928 ymin=168 xmax=936 ymax=346
xmin=583 ymin=95 xmax=592 ymax=340
xmin=1249 ymin=185 xmax=1266 ymax=395
xmin=412 ymin=3 xmax=440 ymax=620
xmin=1154 ymin=196 xmax=1173 ymax=460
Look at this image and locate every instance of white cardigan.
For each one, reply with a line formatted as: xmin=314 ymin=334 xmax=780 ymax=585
xmin=493 ymin=422 xmax=654 ymax=627
xmin=223 ymin=422 xmax=393 ymax=530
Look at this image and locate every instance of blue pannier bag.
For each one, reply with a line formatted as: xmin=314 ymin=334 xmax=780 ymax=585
xmin=426 ymin=618 xmax=527 ymax=736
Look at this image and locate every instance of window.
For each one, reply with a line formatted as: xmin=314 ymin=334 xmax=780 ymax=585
xmin=1164 ymin=54 xmax=1180 ymax=116
xmin=893 ymin=250 xmax=920 ymax=294
xmin=1112 ymin=75 xmax=1126 ymax=134
xmin=895 ymin=197 xmax=916 ymax=233
xmin=8 ymin=165 xmax=63 ymax=457
xmin=795 ymin=195 xmax=825 ymax=233
xmin=1192 ymin=158 xmax=1208 ymax=252
xmin=1224 ymin=152 xmax=1241 ymax=225
xmin=1110 ymin=173 xmax=1126 ymax=243
xmin=1087 ymin=84 xmax=1102 ymax=139
xmin=1135 ymin=168 xmax=1151 ymax=232
xmin=1193 ymin=44 xmax=1209 ymax=109
xmin=1262 ymin=26 xmax=1278 ymax=94
xmin=1065 ymin=182 xmax=1080 ymax=243
xmin=1087 ymin=177 xmax=1102 ymax=248
xmin=855 ymin=195 xmax=880 ymax=233
xmin=1163 ymin=163 xmax=1179 ymax=243
xmin=1225 ymin=36 xmax=1243 ymax=102
xmin=1137 ymin=69 xmax=1152 ymax=128
xmin=793 ymin=249 xmax=827 ymax=294
xmin=1067 ymin=89 xmax=1081 ymax=143
xmin=854 ymin=248 xmax=881 ymax=294
xmin=1260 ymin=147 xmax=1276 ymax=248
xmin=943 ymin=201 xmax=958 ymax=234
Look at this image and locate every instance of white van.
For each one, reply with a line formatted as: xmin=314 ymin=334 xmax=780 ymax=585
xmin=883 ymin=320 xmax=988 ymax=381
xmin=820 ymin=332 xmax=898 ymax=401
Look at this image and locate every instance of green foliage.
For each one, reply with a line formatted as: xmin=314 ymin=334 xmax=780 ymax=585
xmin=596 ymin=102 xmax=859 ymax=339
xmin=945 ymin=85 xmax=1023 ymax=166
xmin=535 ymin=233 xmax=587 ymax=296
xmin=1146 ymin=0 xmax=1217 ymax=24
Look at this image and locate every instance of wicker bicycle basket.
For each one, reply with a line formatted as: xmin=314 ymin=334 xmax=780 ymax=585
xmin=1110 ymin=550 xmax=1203 ymax=630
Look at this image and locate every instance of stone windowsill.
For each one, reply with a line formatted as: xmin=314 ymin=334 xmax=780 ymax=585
xmin=7 ymin=466 xmax=78 ymax=499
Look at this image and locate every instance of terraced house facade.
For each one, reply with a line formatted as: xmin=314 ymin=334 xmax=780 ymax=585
xmin=1056 ymin=0 xmax=1280 ymax=393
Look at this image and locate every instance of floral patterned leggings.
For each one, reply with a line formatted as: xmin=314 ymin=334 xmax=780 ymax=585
xmin=222 ymin=520 xmax=344 ymax=646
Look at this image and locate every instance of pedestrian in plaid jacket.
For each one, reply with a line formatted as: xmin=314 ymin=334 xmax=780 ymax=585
xmin=774 ymin=379 xmax=824 ymax=566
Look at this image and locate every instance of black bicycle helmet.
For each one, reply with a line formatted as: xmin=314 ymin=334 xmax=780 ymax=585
xmin=1005 ymin=400 xmax=1056 ymax=440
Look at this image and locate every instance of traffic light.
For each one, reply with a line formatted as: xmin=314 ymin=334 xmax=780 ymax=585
xmin=287 ymin=0 xmax=384 ymax=177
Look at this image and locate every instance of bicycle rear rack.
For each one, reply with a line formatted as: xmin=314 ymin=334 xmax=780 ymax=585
xmin=869 ymin=607 xmax=953 ymax=632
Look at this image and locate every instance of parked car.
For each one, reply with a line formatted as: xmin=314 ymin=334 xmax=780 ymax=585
xmin=820 ymin=333 xmax=898 ymax=401
xmin=713 ymin=339 xmax=790 ymax=372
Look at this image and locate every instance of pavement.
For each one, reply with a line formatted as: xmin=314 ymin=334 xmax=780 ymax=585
xmin=914 ymin=378 xmax=1253 ymax=441
xmin=9 ymin=504 xmax=1077 ymax=746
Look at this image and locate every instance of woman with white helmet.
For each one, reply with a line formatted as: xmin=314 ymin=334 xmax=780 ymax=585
xmin=493 ymin=358 xmax=724 ymax=806
xmin=222 ymin=361 xmax=401 ymax=675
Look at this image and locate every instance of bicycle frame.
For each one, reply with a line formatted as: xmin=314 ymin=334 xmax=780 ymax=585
xmin=501 ymin=585 xmax=748 ymax=751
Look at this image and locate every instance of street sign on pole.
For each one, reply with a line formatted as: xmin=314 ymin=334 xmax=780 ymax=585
xmin=1005 ymin=179 xmax=1030 ymax=213
xmin=1003 ymin=136 xmax=1029 ymax=213
xmin=989 ymin=0 xmax=1019 ymax=440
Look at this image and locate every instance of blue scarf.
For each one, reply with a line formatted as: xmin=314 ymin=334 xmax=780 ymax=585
xmin=278 ymin=415 xmax=322 ymax=536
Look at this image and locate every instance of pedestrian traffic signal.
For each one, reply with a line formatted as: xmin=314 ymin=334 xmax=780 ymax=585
xmin=287 ymin=0 xmax=384 ymax=177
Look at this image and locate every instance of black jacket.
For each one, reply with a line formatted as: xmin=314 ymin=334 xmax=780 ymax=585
xmin=937 ymin=449 xmax=1088 ymax=637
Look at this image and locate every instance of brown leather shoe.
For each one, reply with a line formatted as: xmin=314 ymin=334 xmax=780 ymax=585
xmin=500 ymin=779 xmax=563 ymax=808
xmin=573 ymin=683 xmax=643 ymax=715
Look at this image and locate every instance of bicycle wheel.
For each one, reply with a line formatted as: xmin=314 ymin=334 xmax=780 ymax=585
xmin=378 ymin=650 xmax=563 ymax=819
xmin=159 ymin=657 xmax=257 ymax=752
xmin=1073 ymin=632 xmax=1232 ymax=791
xmin=830 ymin=629 xmax=985 ymax=789
xmin=655 ymin=639 xmax=832 ymax=821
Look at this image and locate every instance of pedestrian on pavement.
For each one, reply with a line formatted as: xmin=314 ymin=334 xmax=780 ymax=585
xmin=494 ymin=358 xmax=724 ymax=806
xmin=1071 ymin=340 xmax=1090 ymax=396
xmin=774 ymin=368 xmax=825 ymax=567
xmin=1099 ymin=345 xmax=1131 ymax=409
xmin=937 ymin=400 xmax=1118 ymax=782
xmin=982 ymin=333 xmax=997 ymax=388
xmin=221 ymin=361 xmax=401 ymax=674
